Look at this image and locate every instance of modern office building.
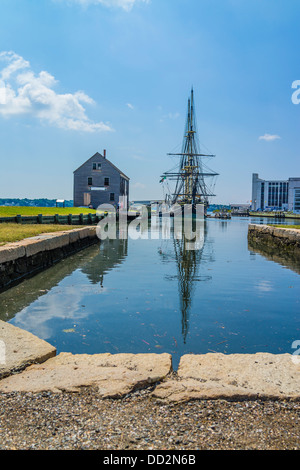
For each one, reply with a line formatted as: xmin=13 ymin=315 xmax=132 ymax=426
xmin=251 ymin=173 xmax=300 ymax=212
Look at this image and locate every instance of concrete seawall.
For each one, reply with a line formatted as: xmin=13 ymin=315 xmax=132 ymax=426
xmin=0 ymin=227 xmax=99 ymax=292
xmin=248 ymin=224 xmax=300 ymax=257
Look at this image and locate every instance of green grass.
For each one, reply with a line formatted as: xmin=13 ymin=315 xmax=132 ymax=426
xmin=0 ymin=223 xmax=82 ymax=246
xmin=250 ymin=211 xmax=300 ymax=218
xmin=273 ymin=225 xmax=300 ymax=230
xmin=0 ymin=206 xmax=96 ymax=217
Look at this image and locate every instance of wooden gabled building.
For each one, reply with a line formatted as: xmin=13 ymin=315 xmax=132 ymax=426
xmin=73 ymin=150 xmax=130 ymax=209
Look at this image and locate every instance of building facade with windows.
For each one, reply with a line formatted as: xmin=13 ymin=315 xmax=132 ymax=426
xmin=251 ymin=173 xmax=300 ymax=212
xmin=73 ymin=151 xmax=130 ymax=209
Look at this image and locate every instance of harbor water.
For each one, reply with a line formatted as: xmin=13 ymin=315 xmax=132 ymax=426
xmin=1 ymin=216 xmax=299 ymax=369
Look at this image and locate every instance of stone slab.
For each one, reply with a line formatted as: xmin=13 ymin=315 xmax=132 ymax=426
xmin=0 ymin=320 xmax=56 ymax=379
xmin=68 ymin=230 xmax=80 ymax=244
xmin=44 ymin=232 xmax=71 ymax=251
xmin=87 ymin=226 xmax=97 ymax=238
xmin=152 ymin=353 xmax=300 ymax=402
xmin=78 ymin=227 xmax=95 ymax=239
xmin=0 ymin=352 xmax=172 ymax=397
xmin=0 ymin=244 xmax=26 ymax=264
xmin=248 ymin=224 xmax=300 ymax=241
xmin=22 ymin=238 xmax=48 ymax=257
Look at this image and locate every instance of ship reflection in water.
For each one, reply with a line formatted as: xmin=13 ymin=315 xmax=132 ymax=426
xmin=158 ymin=219 xmax=211 ymax=343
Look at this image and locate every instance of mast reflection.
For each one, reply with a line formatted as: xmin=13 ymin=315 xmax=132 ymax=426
xmin=159 ymin=219 xmax=211 ymax=343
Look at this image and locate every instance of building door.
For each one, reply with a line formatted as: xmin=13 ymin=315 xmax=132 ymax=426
xmin=84 ymin=192 xmax=91 ymax=206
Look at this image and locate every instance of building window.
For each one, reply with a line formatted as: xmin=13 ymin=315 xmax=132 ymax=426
xmin=110 ymin=193 xmax=115 ymax=201
xmin=88 ymin=177 xmax=93 ymax=186
xmin=93 ymin=163 xmax=101 ymax=170
xmin=104 ymin=177 xmax=110 ymax=186
xmin=283 ymin=183 xmax=289 ymax=203
xmin=260 ymin=182 xmax=264 ymax=209
xmin=295 ymin=189 xmax=300 ymax=211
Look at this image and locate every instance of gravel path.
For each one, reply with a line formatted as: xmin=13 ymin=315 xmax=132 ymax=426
xmin=0 ymin=386 xmax=299 ymax=450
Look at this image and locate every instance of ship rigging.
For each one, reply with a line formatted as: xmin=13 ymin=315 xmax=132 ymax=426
xmin=160 ymin=88 xmax=218 ymax=213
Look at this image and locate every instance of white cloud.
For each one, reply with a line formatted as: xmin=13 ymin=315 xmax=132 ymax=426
xmin=255 ymin=280 xmax=274 ymax=292
xmin=0 ymin=51 xmax=113 ymax=132
xmin=167 ymin=112 xmax=180 ymax=120
xmin=126 ymin=102 xmax=134 ymax=109
xmin=258 ymin=133 xmax=281 ymax=142
xmin=58 ymin=0 xmax=149 ymax=11
xmin=132 ymin=182 xmax=146 ymax=189
xmin=159 ymin=111 xmax=180 ymax=123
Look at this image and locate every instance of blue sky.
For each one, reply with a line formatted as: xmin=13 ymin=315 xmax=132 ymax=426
xmin=0 ymin=0 xmax=299 ymax=204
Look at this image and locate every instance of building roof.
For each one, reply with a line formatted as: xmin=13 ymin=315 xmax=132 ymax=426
xmin=73 ymin=152 xmax=130 ymax=180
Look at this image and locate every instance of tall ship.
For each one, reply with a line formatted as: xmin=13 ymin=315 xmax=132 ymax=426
xmin=160 ymin=88 xmax=218 ymax=216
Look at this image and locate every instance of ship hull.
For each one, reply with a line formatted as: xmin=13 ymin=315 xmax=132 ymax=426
xmin=160 ymin=203 xmax=205 ymax=220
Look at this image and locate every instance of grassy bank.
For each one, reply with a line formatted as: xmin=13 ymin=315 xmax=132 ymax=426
xmin=0 ymin=224 xmax=82 ymax=246
xmin=273 ymin=225 xmax=300 ymax=230
xmin=250 ymin=211 xmax=300 ymax=218
xmin=0 ymin=206 xmax=96 ymax=217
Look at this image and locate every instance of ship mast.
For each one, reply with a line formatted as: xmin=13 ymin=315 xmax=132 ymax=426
xmin=161 ymin=88 xmax=218 ymax=208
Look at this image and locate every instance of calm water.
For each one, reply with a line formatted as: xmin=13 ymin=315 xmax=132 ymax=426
xmin=1 ymin=216 xmax=300 ymax=369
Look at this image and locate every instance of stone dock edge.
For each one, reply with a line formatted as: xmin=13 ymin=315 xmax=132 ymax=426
xmin=0 ymin=226 xmax=99 ymax=292
xmin=0 ymin=321 xmax=299 ymax=403
xmin=248 ymin=223 xmax=300 ymax=256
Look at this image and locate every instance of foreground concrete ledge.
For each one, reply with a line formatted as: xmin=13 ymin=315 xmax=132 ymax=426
xmin=152 ymin=353 xmax=300 ymax=402
xmin=0 ymin=320 xmax=56 ymax=379
xmin=0 ymin=352 xmax=172 ymax=397
xmin=1 ymin=321 xmax=299 ymax=401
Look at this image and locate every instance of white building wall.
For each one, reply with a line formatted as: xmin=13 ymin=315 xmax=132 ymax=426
xmin=288 ymin=178 xmax=300 ymax=213
xmin=251 ymin=173 xmax=261 ymax=210
xmin=251 ymin=173 xmax=294 ymax=211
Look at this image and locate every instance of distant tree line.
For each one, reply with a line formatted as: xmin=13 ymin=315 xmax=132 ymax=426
xmin=0 ymin=199 xmax=229 ymax=210
xmin=208 ymin=204 xmax=231 ymax=211
xmin=0 ymin=198 xmax=73 ymax=207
